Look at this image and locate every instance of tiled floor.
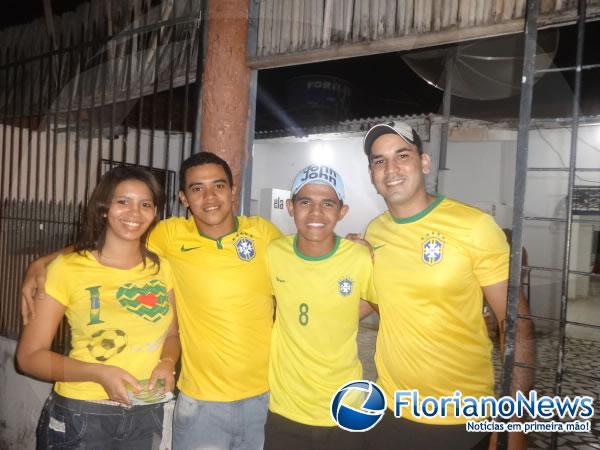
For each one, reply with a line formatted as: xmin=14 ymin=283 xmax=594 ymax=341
xmin=357 ymin=324 xmax=600 ymax=450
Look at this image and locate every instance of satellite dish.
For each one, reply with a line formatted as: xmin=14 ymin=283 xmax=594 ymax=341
xmin=402 ymin=31 xmax=559 ymax=100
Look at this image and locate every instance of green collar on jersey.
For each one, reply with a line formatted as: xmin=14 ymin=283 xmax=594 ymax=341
xmin=391 ymin=194 xmax=445 ymax=224
xmin=293 ymin=234 xmax=340 ymax=261
xmin=197 ymin=216 xmax=239 ymax=249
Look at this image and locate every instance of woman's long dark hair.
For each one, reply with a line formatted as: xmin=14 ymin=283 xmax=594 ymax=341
xmin=74 ymin=166 xmax=165 ymax=268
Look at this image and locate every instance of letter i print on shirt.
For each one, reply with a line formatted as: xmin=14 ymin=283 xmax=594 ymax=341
xmin=86 ymin=286 xmax=104 ymax=325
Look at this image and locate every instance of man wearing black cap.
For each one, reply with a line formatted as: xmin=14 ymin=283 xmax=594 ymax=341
xmin=362 ymin=122 xmax=533 ymax=450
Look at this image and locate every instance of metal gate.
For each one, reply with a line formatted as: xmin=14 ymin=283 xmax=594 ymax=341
xmin=499 ymin=0 xmax=600 ymax=448
xmin=0 ymin=0 xmax=203 ymax=341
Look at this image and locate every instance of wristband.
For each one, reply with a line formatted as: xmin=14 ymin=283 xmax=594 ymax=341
xmin=158 ymin=357 xmax=176 ymax=365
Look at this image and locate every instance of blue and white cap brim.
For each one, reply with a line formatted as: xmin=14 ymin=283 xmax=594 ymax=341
xmin=291 ymin=165 xmax=345 ymax=202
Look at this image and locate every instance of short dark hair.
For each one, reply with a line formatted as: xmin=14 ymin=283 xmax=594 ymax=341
xmin=411 ymin=130 xmax=423 ymax=155
xmin=179 ymin=152 xmax=234 ymax=191
xmin=75 ymin=166 xmax=164 ymax=268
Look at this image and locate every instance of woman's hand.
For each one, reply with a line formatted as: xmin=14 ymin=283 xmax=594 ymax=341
xmin=95 ymin=365 xmax=141 ymax=405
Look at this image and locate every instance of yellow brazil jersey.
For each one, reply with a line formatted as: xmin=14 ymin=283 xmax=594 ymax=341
xmin=365 ymin=195 xmax=509 ymax=425
xmin=148 ymin=215 xmax=281 ymax=401
xmin=45 ymin=252 xmax=174 ymax=401
xmin=267 ymin=235 xmax=376 ymax=426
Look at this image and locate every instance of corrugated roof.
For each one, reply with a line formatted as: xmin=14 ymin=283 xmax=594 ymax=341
xmin=255 ymin=113 xmax=600 ymax=140
xmin=255 ymin=113 xmax=433 ymax=139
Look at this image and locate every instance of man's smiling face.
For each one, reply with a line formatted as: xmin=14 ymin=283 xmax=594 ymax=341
xmin=369 ymin=133 xmax=430 ymax=213
xmin=179 ymin=163 xmax=236 ymax=236
xmin=287 ymin=183 xmax=348 ymax=246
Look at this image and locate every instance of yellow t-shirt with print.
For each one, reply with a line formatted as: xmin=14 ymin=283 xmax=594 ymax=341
xmin=149 ymin=215 xmax=282 ymax=401
xmin=365 ymin=195 xmax=509 ymax=425
xmin=46 ymin=252 xmax=174 ymax=401
xmin=267 ymin=235 xmax=376 ymax=426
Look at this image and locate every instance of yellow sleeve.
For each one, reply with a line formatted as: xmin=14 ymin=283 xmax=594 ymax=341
xmin=148 ymin=219 xmax=171 ymax=257
xmin=159 ymin=258 xmax=175 ymax=292
xmin=365 ymin=269 xmax=378 ymax=305
xmin=470 ymin=214 xmax=510 ymax=287
xmin=358 ymin=247 xmax=377 ymax=304
xmin=265 ymin=242 xmax=275 ymax=297
xmin=45 ymin=255 xmax=71 ymax=307
xmin=261 ymin=217 xmax=283 ymax=243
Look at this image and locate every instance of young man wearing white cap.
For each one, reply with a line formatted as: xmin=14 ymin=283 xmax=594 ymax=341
xmin=362 ymin=123 xmax=534 ymax=450
xmin=264 ymin=164 xmax=376 ymax=450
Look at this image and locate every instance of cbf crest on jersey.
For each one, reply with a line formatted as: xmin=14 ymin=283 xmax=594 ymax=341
xmin=234 ymin=236 xmax=256 ymax=261
xmin=422 ymin=232 xmax=444 ymax=265
xmin=338 ymin=278 xmax=353 ymax=297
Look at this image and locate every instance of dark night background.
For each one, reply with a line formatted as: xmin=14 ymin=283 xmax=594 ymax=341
xmin=255 ymin=23 xmax=600 ymax=131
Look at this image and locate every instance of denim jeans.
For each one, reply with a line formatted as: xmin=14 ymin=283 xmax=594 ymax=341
xmin=172 ymin=391 xmax=269 ymax=450
xmin=36 ymin=392 xmax=165 ymax=449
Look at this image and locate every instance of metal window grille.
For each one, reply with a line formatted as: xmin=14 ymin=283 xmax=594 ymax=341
xmin=0 ymin=0 xmax=203 ymax=345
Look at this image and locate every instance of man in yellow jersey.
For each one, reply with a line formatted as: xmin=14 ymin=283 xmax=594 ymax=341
xmin=21 ymin=153 xmax=282 ymax=450
xmin=362 ymin=123 xmax=534 ymax=450
xmin=264 ymin=164 xmax=376 ymax=450
xmin=150 ymin=152 xmax=281 ymax=450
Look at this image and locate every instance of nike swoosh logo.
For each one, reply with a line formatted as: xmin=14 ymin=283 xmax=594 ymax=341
xmin=275 ymin=276 xmax=286 ymax=283
xmin=373 ymin=244 xmax=386 ymax=251
xmin=180 ymin=245 xmax=201 ymax=252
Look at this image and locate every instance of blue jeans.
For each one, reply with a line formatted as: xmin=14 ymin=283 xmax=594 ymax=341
xmin=172 ymin=391 xmax=269 ymax=450
xmin=36 ymin=392 xmax=165 ymax=449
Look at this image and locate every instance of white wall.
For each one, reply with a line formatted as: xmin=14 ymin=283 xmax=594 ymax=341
xmin=438 ymin=141 xmax=504 ymax=204
xmin=251 ymin=136 xmax=387 ymax=236
xmin=438 ymin=140 xmax=508 ymax=224
xmin=526 ymin=125 xmax=600 ymax=327
xmin=0 ymin=336 xmax=51 ymax=450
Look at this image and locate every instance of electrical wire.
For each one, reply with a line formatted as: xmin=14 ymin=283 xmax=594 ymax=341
xmin=535 ymin=126 xmax=600 ymax=185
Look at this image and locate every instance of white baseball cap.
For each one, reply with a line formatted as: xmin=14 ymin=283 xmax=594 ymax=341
xmin=363 ymin=122 xmax=420 ymax=156
xmin=291 ymin=164 xmax=345 ymax=202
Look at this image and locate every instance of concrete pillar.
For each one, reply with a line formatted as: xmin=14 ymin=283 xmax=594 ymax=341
xmin=200 ymin=0 xmax=252 ymax=209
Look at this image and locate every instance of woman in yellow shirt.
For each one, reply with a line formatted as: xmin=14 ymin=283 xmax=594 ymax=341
xmin=17 ymin=166 xmax=180 ymax=450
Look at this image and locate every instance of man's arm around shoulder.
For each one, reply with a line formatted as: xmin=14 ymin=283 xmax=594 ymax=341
xmin=21 ymin=246 xmax=72 ymax=325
